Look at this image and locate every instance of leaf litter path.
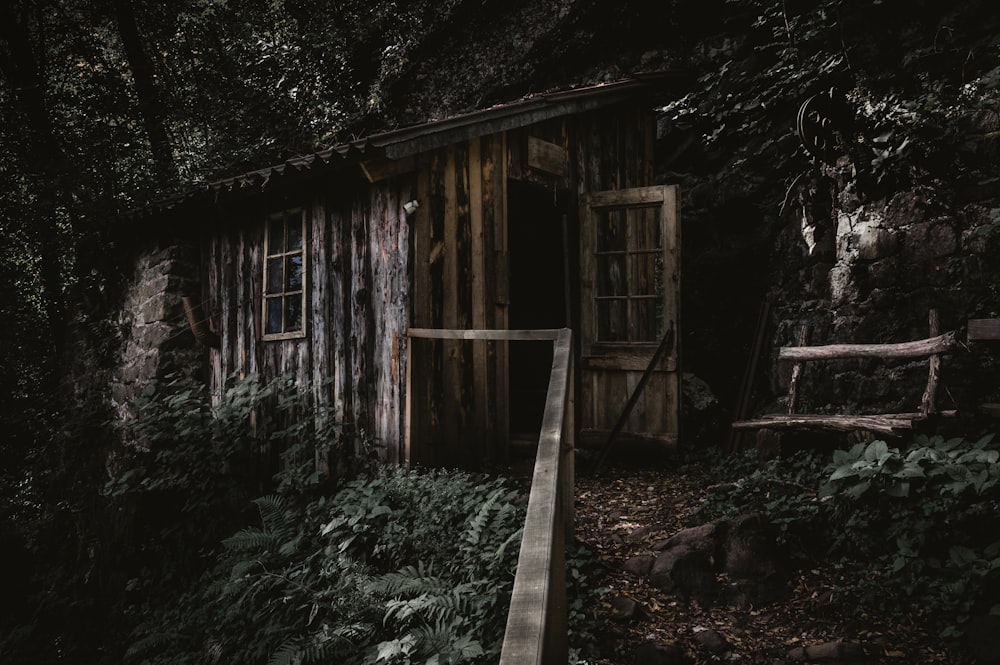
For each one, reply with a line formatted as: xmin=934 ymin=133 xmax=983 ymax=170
xmin=574 ymin=459 xmax=970 ymax=664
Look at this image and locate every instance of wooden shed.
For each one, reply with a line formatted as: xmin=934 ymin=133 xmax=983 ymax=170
xmin=146 ymin=74 xmax=683 ymax=468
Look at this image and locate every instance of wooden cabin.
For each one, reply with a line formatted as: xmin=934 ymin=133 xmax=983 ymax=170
xmin=136 ymin=74 xmax=683 ymax=468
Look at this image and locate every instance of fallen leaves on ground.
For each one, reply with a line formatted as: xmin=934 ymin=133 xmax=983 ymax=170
xmin=575 ymin=461 xmax=973 ymax=664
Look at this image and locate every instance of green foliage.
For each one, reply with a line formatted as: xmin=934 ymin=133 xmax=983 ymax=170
xmin=697 ymin=432 xmax=1000 ymax=640
xmin=123 ymin=467 xmax=530 ymax=665
xmin=696 ymin=448 xmax=831 ymax=560
xmin=822 ymin=434 xmax=1000 ymax=637
xmin=669 ymin=0 xmax=1000 ymax=183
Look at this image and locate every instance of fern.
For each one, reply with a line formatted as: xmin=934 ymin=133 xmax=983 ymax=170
xmin=383 ymin=589 xmax=476 ymax=627
xmin=464 ymin=487 xmax=505 ymax=546
xmin=268 ymin=638 xmax=306 ymax=665
xmin=254 ymin=494 xmax=295 ymax=541
xmin=367 ymin=563 xmax=450 ymax=598
xmin=124 ymin=631 xmax=184 ymax=661
xmin=224 ymin=527 xmax=279 ymax=553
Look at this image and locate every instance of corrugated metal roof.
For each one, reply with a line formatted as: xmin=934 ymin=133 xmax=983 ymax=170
xmin=127 ymin=71 xmax=683 ymax=218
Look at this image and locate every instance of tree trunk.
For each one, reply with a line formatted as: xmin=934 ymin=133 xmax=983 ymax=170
xmin=0 ymin=2 xmax=70 ymax=354
xmin=113 ymin=0 xmax=178 ymax=186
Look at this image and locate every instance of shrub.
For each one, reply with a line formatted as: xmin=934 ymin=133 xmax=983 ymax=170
xmin=124 ymin=467 xmax=528 ymax=665
xmin=695 ymin=433 xmax=1000 ymax=640
xmin=822 ymin=434 xmax=1000 ymax=637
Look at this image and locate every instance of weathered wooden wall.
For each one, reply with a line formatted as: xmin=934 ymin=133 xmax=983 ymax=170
xmin=410 ymin=134 xmax=508 ymax=467
xmin=409 ymin=101 xmax=670 ymax=465
xmin=570 ymin=105 xmax=678 ymax=442
xmin=199 ymin=100 xmax=669 ymax=471
xmin=203 ymin=176 xmax=414 ymax=463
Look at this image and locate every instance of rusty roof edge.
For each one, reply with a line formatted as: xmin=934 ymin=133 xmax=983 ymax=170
xmin=354 ymin=72 xmax=683 ymax=159
xmin=122 ymin=71 xmax=685 ymax=219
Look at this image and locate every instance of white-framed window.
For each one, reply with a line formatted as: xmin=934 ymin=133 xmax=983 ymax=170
xmin=262 ymin=208 xmax=307 ymax=340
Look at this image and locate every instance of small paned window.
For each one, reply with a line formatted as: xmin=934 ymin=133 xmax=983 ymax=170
xmin=262 ymin=208 xmax=307 ymax=340
xmin=594 ymin=205 xmax=664 ymax=343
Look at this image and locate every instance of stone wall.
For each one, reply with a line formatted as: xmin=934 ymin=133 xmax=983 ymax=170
xmin=111 ymin=242 xmax=202 ymax=437
xmin=763 ymin=174 xmax=1000 ymax=420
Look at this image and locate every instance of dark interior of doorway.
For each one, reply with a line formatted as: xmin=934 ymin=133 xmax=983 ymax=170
xmin=507 ymin=180 xmax=570 ymax=439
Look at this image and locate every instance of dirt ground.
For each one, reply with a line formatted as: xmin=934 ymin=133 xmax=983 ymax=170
xmin=573 ymin=457 xmax=974 ymax=664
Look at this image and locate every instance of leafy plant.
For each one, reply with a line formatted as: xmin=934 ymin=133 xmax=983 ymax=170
xmin=696 ymin=433 xmax=1000 ymax=642
xmin=822 ymin=434 xmax=1000 ymax=637
xmin=123 ymin=466 xmax=533 ymax=665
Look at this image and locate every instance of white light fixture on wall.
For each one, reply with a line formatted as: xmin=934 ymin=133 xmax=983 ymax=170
xmin=403 ymin=200 xmax=420 ymax=216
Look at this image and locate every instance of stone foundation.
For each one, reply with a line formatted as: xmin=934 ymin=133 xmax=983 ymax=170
xmin=111 ymin=242 xmax=202 ymax=438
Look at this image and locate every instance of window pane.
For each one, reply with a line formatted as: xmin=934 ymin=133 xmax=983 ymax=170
xmin=597 ymin=254 xmax=626 ymax=297
xmin=265 ymin=297 xmax=283 ymax=334
xmin=596 ymin=209 xmax=627 ymax=252
xmin=631 ymin=207 xmax=661 ymax=251
xmin=631 ymin=298 xmax=662 ymax=342
xmin=267 ymin=257 xmax=283 ymax=294
xmin=597 ymin=298 xmax=627 ymax=342
xmin=632 ymin=253 xmax=661 ymax=296
xmin=287 ymin=218 xmax=303 ymax=250
xmin=286 ymin=254 xmax=303 ymax=290
xmin=285 ymin=295 xmax=303 ymax=332
xmin=268 ymin=219 xmax=284 ymax=255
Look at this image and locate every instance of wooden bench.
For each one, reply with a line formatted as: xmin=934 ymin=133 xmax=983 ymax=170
xmin=732 ymin=310 xmax=960 ymax=438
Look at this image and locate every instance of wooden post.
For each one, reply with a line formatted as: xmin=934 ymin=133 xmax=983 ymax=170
xmin=786 ymin=324 xmax=811 ymax=415
xmin=921 ymin=309 xmax=941 ymax=416
xmin=407 ymin=328 xmax=574 ymax=665
xmin=562 ymin=332 xmax=575 ymax=541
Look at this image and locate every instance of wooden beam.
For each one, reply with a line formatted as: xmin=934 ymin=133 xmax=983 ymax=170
xmin=731 ymin=413 xmax=923 ymax=436
xmin=968 ymin=318 xmax=1000 ymax=341
xmin=408 ymin=327 xmax=574 ymax=665
xmin=499 ymin=328 xmax=572 ymax=665
xmin=581 ymin=352 xmax=677 ymax=372
xmin=778 ymin=331 xmax=959 ymax=361
xmin=527 ymin=135 xmax=569 ymax=177
xmin=787 ymin=325 xmax=810 ymax=414
xmin=359 ymin=155 xmax=416 ymax=183
xmin=408 ymin=327 xmax=562 ymax=341
xmin=732 ymin=411 xmax=957 ymax=437
xmin=920 ymin=309 xmax=941 ymax=416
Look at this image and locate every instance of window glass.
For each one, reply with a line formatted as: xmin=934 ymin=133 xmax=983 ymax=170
xmin=263 ymin=209 xmax=307 ymax=339
xmin=595 ymin=205 xmax=663 ymax=343
xmin=265 ymin=297 xmax=283 ymax=335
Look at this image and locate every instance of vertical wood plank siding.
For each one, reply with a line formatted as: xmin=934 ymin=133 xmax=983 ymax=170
xmin=411 ymin=134 xmax=509 ymax=468
xmin=407 ymin=104 xmax=657 ymax=466
xmin=204 ymin=177 xmax=414 ymax=462
xmin=572 ymin=105 xmax=673 ymax=438
xmin=202 ymin=101 xmax=660 ymax=469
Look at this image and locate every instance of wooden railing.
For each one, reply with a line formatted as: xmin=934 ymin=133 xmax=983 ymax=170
xmin=405 ymin=328 xmax=575 ymax=665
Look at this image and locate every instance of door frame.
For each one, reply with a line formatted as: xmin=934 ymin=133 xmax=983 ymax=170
xmin=578 ymin=184 xmax=681 ymax=442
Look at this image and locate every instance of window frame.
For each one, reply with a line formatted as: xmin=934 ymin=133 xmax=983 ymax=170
xmin=592 ymin=204 xmax=665 ymax=345
xmin=261 ymin=207 xmax=308 ymax=341
xmin=580 ymin=185 xmax=680 ymax=363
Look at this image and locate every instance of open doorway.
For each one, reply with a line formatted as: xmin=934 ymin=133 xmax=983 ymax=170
xmin=507 ymin=180 xmax=570 ymax=439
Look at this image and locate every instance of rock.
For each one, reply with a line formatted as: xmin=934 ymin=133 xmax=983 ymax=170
xmin=655 ymin=521 xmax=724 ymax=555
xmin=722 ymin=513 xmax=776 ymax=576
xmin=609 ymin=595 xmax=644 ymax=622
xmin=646 ymin=514 xmax=786 ymax=608
xmin=649 ymin=545 xmax=719 ymax=605
xmin=693 ymin=627 xmax=730 ymax=655
xmin=628 ymin=523 xmax=672 ymax=542
xmin=633 ymin=641 xmax=689 ymax=665
xmin=622 ymin=554 xmax=654 ymax=577
xmin=787 ymin=641 xmax=867 ymax=663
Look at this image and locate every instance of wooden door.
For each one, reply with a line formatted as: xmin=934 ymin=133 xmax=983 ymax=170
xmin=579 ymin=185 xmax=680 ymax=446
